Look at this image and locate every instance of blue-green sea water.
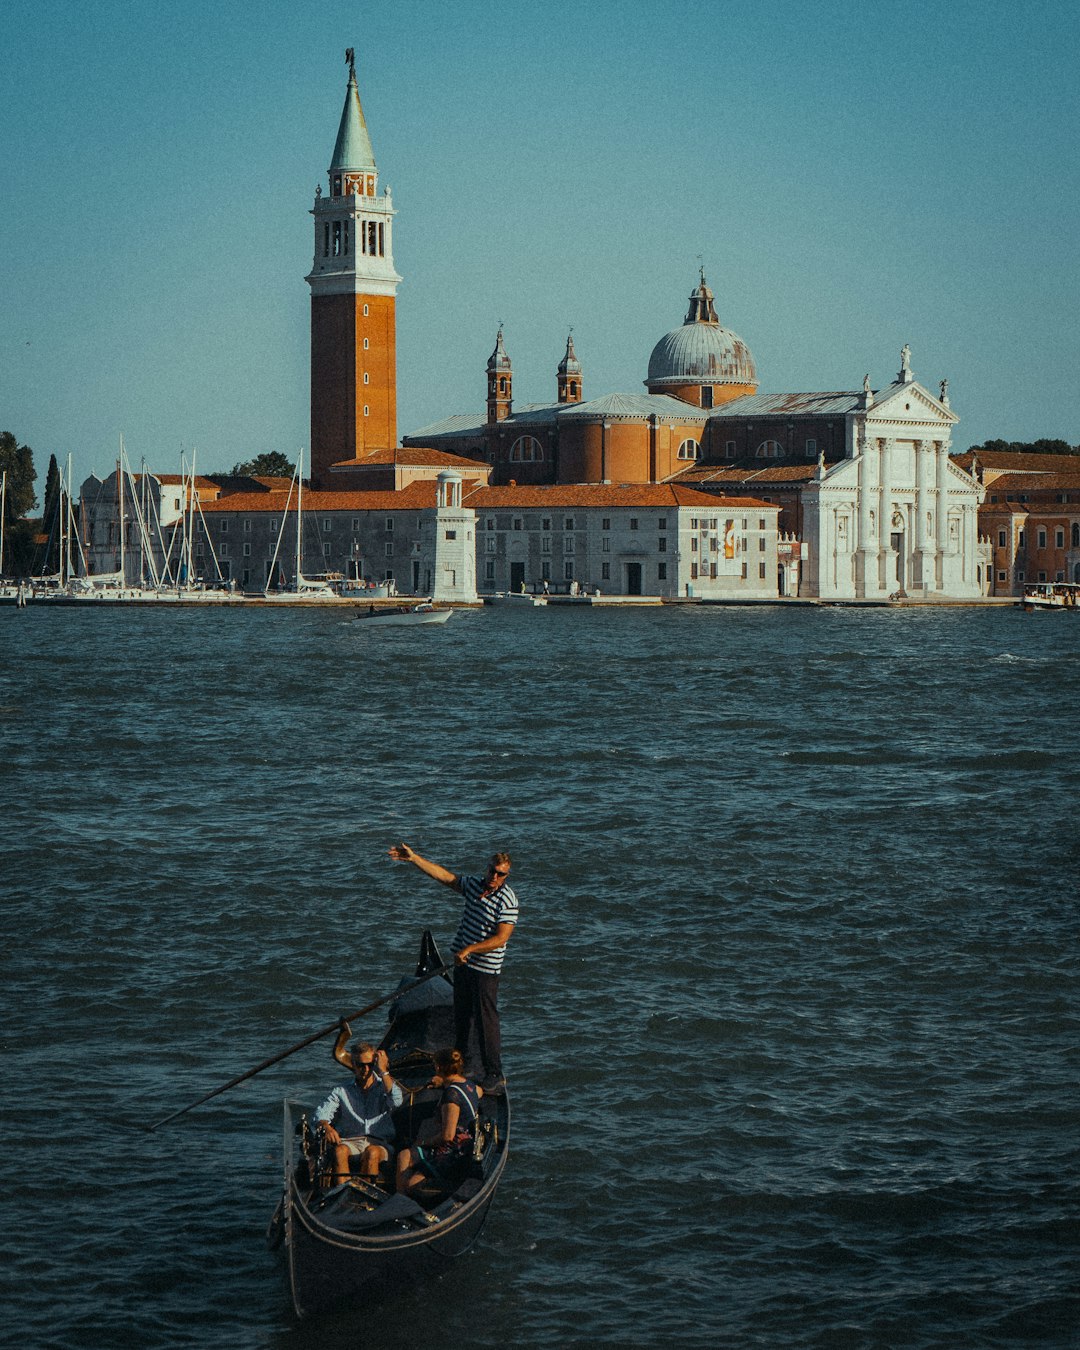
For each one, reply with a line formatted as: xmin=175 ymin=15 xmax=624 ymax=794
xmin=1 ymin=603 xmax=1077 ymax=1349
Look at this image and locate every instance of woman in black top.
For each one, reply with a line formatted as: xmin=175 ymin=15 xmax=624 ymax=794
xmin=396 ymin=1047 xmax=482 ymax=1196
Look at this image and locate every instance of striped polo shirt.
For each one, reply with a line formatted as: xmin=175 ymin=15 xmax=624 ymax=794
xmin=453 ymin=874 xmax=519 ymax=974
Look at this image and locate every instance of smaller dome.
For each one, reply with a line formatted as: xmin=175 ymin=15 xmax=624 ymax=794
xmin=487 ymin=327 xmax=511 ymax=373
xmin=645 ymin=273 xmax=756 ymax=392
xmin=557 ymin=333 xmax=581 ymax=376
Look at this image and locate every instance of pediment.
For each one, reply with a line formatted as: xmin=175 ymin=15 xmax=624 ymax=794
xmin=868 ymin=380 xmax=958 ymax=427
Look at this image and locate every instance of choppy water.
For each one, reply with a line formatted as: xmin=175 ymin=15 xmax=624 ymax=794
xmin=1 ymin=603 xmax=1078 ymax=1349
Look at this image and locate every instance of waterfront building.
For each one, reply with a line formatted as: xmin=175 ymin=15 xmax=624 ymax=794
xmin=953 ymin=450 xmax=1080 ymax=594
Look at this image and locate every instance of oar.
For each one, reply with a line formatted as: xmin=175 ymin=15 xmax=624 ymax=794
xmin=147 ymin=964 xmax=450 ymax=1131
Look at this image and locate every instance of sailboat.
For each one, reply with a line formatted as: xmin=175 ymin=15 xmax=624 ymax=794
xmin=263 ymin=451 xmax=344 ymax=602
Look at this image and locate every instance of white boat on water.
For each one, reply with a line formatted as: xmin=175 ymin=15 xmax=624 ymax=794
xmin=1019 ymin=582 xmax=1079 ymax=611
xmin=488 ymin=591 xmax=548 ymax=607
xmin=354 ymin=602 xmax=452 ymax=627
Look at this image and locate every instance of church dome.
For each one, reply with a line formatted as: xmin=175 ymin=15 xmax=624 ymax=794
xmin=645 ymin=273 xmax=756 ymax=394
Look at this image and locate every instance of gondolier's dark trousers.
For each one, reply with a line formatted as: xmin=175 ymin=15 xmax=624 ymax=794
xmin=453 ymin=964 xmax=502 ymax=1079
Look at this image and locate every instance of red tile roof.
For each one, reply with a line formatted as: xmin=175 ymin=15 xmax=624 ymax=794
xmin=330 ymin=447 xmax=489 ymax=469
xmin=463 ymin=483 xmax=775 ymax=509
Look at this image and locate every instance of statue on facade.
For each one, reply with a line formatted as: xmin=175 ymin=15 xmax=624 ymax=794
xmin=939 ymin=378 xmax=949 ymax=406
xmin=346 ymin=48 xmax=356 ymax=76
xmin=900 ymin=344 xmax=912 ymax=380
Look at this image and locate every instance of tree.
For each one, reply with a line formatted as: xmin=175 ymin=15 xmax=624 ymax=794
xmin=966 ymin=438 xmax=1079 ymax=458
xmin=228 ymin=451 xmax=296 ymax=477
xmin=0 ymin=431 xmax=38 ymax=577
xmin=41 ymin=453 xmax=61 ymax=574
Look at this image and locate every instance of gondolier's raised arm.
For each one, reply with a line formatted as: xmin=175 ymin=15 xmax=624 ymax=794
xmin=388 ymin=843 xmax=459 ymax=889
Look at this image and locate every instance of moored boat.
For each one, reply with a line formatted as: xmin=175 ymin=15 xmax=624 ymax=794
xmin=487 ymin=591 xmax=548 ymax=607
xmin=269 ymin=932 xmax=509 ymax=1318
xmin=354 ymin=602 xmax=452 ymax=625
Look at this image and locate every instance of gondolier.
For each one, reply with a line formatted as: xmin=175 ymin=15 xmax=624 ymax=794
xmin=388 ymin=843 xmax=518 ymax=1094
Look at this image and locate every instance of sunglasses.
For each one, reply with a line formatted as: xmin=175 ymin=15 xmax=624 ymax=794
xmin=488 ymin=867 xmax=510 ymax=878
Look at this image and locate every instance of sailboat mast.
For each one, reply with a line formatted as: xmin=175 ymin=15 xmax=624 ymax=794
xmin=295 ymin=449 xmax=303 ymax=589
xmin=2 ymin=470 xmax=8 ymax=576
xmin=117 ymin=452 xmax=125 ymax=586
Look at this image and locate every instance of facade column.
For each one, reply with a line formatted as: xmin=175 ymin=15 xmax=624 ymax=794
xmin=877 ymin=437 xmax=892 ymax=591
xmin=913 ymin=439 xmax=936 ymax=590
xmin=856 ymin=430 xmax=876 ymax=596
xmin=935 ymin=439 xmax=949 ymax=589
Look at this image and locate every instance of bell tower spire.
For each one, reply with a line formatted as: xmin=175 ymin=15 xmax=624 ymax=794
xmin=308 ymin=50 xmax=402 ymax=488
xmin=487 ymin=327 xmax=513 ymax=423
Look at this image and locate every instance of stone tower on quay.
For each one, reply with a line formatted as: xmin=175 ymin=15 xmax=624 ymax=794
xmin=308 ymin=51 xmax=401 ymax=487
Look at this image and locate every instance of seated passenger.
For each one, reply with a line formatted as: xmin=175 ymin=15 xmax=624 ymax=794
xmin=396 ymin=1047 xmax=482 ymax=1197
xmin=315 ymin=1042 xmax=403 ymax=1187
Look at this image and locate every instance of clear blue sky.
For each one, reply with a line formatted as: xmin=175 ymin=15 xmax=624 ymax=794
xmin=3 ymin=0 xmax=1078 ymax=485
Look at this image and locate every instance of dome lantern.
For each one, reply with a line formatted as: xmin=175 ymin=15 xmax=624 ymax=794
xmin=645 ymin=271 xmax=757 ymax=409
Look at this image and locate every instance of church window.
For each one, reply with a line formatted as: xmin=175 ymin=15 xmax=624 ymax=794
xmin=1056 ymin=527 xmax=1065 ymax=547
xmin=323 ymin=223 xmax=330 ymax=257
xmin=368 ymin=221 xmax=377 ymax=254
xmin=513 ymin=517 xmax=523 ymax=531
xmin=363 ymin=304 xmax=369 ymax=317
xmin=677 ymin=439 xmax=700 ymax=460
xmin=324 ymin=543 xmax=332 ymax=557
xmin=658 ymin=518 xmax=667 ymax=530
xmin=485 ymin=560 xmax=495 ymax=581
xmin=691 ymin=563 xmax=698 ymax=579
xmin=363 ymin=339 xmax=369 ymax=350
xmin=220 ymin=543 xmax=229 ymax=557
xmin=564 ymin=561 xmax=574 ymax=581
xmin=1018 ymin=530 xmax=1025 ymax=547
xmin=541 ymin=517 xmax=551 ymax=531
xmin=352 ymin=519 xmax=360 ymax=531
xmin=499 ymin=378 xmax=507 ymax=395
xmin=564 ymin=536 xmax=574 ymax=554
xmin=364 ymin=405 xmax=369 ymax=417
xmin=509 ymin=436 xmax=543 ymax=463
xmin=220 ymin=520 xmax=228 ymax=533
xmin=243 ymin=542 xmax=251 ymax=557
xmin=759 ymin=562 xmax=766 ymax=579
xmin=806 ymin=438 xmax=817 ymax=455
xmin=385 ymin=518 xmax=394 ymax=532
xmin=445 ymin=530 xmax=457 ymax=540
xmin=486 ymin=536 xmax=496 ymax=553
xmin=726 ymin=440 xmax=737 ymax=458
xmin=343 ymin=221 xmax=349 ymax=254
xmin=385 ymin=542 xmax=393 ymax=556
xmin=741 ymin=562 xmax=748 ymax=579
xmin=323 ymin=519 xmax=332 ymax=533
xmin=701 ymin=387 xmax=714 ymax=409
xmin=691 ymin=538 xmax=698 ymax=552
xmin=756 ymin=439 xmax=783 ymax=458
xmin=542 ymin=536 xmax=551 ymax=554
xmin=564 ymin=517 xmax=575 ymax=531
xmin=1073 ymin=525 xmax=1080 ymax=547
xmin=657 ymin=563 xmax=666 ymax=580
xmin=333 ymin=222 xmax=342 ymax=256
xmin=378 ymin=223 xmax=385 ymax=255
xmin=361 ymin=222 xmax=367 ymax=254
xmin=602 ymin=563 xmax=611 ymax=580
xmin=759 ymin=536 xmax=766 ymax=551
xmin=998 ymin=570 xmax=1007 ymax=582
xmin=602 ymin=538 xmax=610 ymax=553
xmin=602 ymin=518 xmax=610 ymax=531
xmin=658 ymin=537 xmax=667 ymax=552
xmin=630 ymin=518 xmax=638 ymax=530
xmin=364 ymin=373 xmax=369 ymax=385
xmin=244 ymin=518 xmax=252 ymax=532
xmin=1038 ymin=528 xmax=1047 ymax=549
xmin=998 ymin=530 xmax=1006 ymax=547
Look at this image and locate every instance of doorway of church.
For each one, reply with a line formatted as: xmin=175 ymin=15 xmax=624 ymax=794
xmin=891 ymin=532 xmax=905 ymax=591
xmin=626 ymin=562 xmax=643 ymax=595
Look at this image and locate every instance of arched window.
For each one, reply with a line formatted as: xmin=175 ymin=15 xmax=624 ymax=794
xmin=509 ymin=436 xmax=544 ymax=463
xmin=755 ymin=439 xmax=783 ymax=458
xmin=677 ymin=439 xmax=700 ymax=460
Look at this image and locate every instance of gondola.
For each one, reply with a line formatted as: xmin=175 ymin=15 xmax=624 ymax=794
xmin=268 ymin=932 xmax=510 ymax=1318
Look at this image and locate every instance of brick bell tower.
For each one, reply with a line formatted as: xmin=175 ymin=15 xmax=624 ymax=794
xmin=308 ymin=50 xmax=401 ymax=487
